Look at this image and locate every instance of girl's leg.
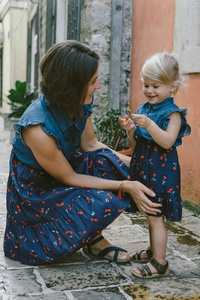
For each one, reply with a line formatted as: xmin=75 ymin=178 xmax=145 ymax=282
xmin=149 ymin=223 xmax=152 ymax=252
xmin=133 ymin=216 xmax=168 ymax=275
xmin=132 ymin=223 xmax=153 ymax=261
xmin=148 ymin=216 xmax=167 ymax=265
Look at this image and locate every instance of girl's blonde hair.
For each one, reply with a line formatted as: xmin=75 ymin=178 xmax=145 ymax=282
xmin=140 ymin=52 xmax=183 ymax=86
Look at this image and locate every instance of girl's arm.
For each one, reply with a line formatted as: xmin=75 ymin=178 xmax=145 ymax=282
xmin=22 ymin=122 xmax=161 ymax=215
xmin=131 ymin=111 xmax=181 ymax=149
xmin=118 ymin=115 xmax=137 ymax=150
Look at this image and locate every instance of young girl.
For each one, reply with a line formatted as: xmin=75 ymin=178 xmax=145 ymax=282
xmin=119 ymin=52 xmax=191 ymax=278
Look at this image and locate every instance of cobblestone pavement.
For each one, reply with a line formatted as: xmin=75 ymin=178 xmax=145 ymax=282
xmin=0 ymin=115 xmax=200 ymax=300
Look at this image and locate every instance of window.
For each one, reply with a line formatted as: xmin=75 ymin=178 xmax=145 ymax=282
xmin=67 ymin=0 xmax=81 ymax=41
xmin=0 ymin=47 xmax=2 ymax=107
xmin=46 ymin=0 xmax=56 ymax=51
xmin=55 ymin=0 xmax=68 ymax=43
xmin=27 ymin=8 xmax=39 ymax=93
xmin=0 ymin=22 xmax=3 ymax=106
xmin=174 ymin=0 xmax=200 ymax=73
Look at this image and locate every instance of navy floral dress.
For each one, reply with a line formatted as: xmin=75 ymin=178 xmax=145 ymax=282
xmin=4 ymin=95 xmax=132 ymax=265
xmin=130 ymin=98 xmax=191 ymax=221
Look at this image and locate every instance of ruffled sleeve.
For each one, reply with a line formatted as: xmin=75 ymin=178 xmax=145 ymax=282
xmin=161 ymin=108 xmax=191 ymax=147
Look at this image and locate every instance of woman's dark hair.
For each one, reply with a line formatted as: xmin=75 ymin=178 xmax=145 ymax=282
xmin=39 ymin=40 xmax=100 ymax=117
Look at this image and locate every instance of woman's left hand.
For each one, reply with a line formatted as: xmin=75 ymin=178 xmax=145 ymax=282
xmin=123 ymin=180 xmax=162 ymax=216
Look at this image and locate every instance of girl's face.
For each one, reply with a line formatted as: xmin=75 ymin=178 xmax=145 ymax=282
xmin=84 ymin=70 xmax=101 ymax=105
xmin=142 ymin=77 xmax=175 ymax=105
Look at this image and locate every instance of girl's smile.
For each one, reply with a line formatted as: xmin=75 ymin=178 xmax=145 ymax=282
xmin=143 ymin=77 xmax=175 ymax=105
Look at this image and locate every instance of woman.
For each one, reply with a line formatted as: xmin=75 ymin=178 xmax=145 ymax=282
xmin=4 ymin=40 xmax=161 ymax=265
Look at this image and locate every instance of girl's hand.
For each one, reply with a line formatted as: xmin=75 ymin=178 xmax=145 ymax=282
xmin=118 ymin=115 xmax=136 ymax=131
xmin=119 ymin=115 xmax=136 ymax=150
xmin=123 ymin=180 xmax=162 ymax=216
xmin=131 ymin=114 xmax=151 ymax=129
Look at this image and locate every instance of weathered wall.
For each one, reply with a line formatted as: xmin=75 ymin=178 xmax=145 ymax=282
xmin=130 ymin=0 xmax=200 ymax=206
xmin=119 ymin=0 xmax=132 ymax=116
xmin=81 ymin=0 xmax=132 ymax=118
xmin=173 ymin=0 xmax=200 ymax=206
xmin=81 ymin=0 xmax=111 ymax=116
xmin=176 ymin=74 xmax=200 ymax=206
xmin=130 ymin=0 xmax=176 ymax=113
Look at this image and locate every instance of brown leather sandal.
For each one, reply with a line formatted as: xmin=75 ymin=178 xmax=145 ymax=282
xmin=132 ymin=257 xmax=170 ymax=279
xmin=132 ymin=247 xmax=153 ymax=263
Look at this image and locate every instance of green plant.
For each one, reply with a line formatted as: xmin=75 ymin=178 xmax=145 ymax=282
xmin=94 ymin=108 xmax=127 ymax=150
xmin=7 ymin=80 xmax=36 ymax=118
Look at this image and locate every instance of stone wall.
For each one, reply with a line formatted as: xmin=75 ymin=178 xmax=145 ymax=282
xmin=81 ymin=0 xmax=132 ymax=118
xmin=120 ymin=0 xmax=132 ymax=116
xmin=81 ymin=0 xmax=111 ymax=117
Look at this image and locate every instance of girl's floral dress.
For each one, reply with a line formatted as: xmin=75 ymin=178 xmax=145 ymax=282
xmin=130 ymin=97 xmax=191 ymax=221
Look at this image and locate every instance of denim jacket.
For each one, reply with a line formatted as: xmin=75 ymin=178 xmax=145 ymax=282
xmin=134 ymin=97 xmax=191 ymax=147
xmin=13 ymin=94 xmax=93 ymax=169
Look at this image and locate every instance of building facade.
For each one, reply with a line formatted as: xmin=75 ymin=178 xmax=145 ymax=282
xmin=0 ymin=0 xmax=28 ymax=112
xmin=130 ymin=0 xmax=200 ymax=207
xmin=0 ymin=0 xmax=132 ymax=118
xmin=0 ymin=0 xmax=199 ymax=206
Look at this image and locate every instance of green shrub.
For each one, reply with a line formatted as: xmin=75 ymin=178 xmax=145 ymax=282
xmin=94 ymin=109 xmax=127 ymax=150
xmin=7 ymin=80 xmax=36 ymax=118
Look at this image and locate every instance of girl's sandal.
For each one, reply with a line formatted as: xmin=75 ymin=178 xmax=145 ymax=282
xmin=132 ymin=247 xmax=153 ymax=263
xmin=132 ymin=257 xmax=170 ymax=279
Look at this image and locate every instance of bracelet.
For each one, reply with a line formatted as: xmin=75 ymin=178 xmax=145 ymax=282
xmin=117 ymin=183 xmax=124 ymax=199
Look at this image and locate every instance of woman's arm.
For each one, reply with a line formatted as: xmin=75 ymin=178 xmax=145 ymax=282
xmin=80 ymin=116 xmax=131 ymax=167
xmin=22 ymin=124 xmax=129 ymax=189
xmin=22 ymin=124 xmax=161 ymax=215
xmin=22 ymin=125 xmax=109 ymax=189
xmin=132 ymin=111 xmax=181 ymax=149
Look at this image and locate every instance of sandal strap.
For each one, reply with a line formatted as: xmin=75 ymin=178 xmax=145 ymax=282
xmin=133 ymin=250 xmax=145 ymax=260
xmin=87 ymin=235 xmax=104 ymax=253
xmin=137 ymin=264 xmax=152 ymax=277
xmin=150 ymin=257 xmax=169 ymax=274
xmin=88 ymin=235 xmax=104 ymax=246
xmin=146 ymin=247 xmax=153 ymax=259
xmin=87 ymin=236 xmax=127 ymax=261
xmin=98 ymin=246 xmax=127 ymax=261
xmin=143 ymin=264 xmax=152 ymax=276
xmin=133 ymin=247 xmax=153 ymax=261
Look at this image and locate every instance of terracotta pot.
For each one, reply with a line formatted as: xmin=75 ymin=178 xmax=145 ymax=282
xmin=117 ymin=147 xmax=133 ymax=157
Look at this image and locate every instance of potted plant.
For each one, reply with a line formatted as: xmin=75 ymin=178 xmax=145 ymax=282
xmin=94 ymin=108 xmax=133 ymax=156
xmin=5 ymin=80 xmax=36 ymax=142
xmin=7 ymin=80 xmax=36 ymax=118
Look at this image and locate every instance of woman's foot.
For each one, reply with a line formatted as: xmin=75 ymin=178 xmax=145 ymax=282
xmin=83 ymin=235 xmax=130 ymax=263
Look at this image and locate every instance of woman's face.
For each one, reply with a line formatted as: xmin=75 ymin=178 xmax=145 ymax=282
xmin=84 ymin=70 xmax=101 ymax=104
